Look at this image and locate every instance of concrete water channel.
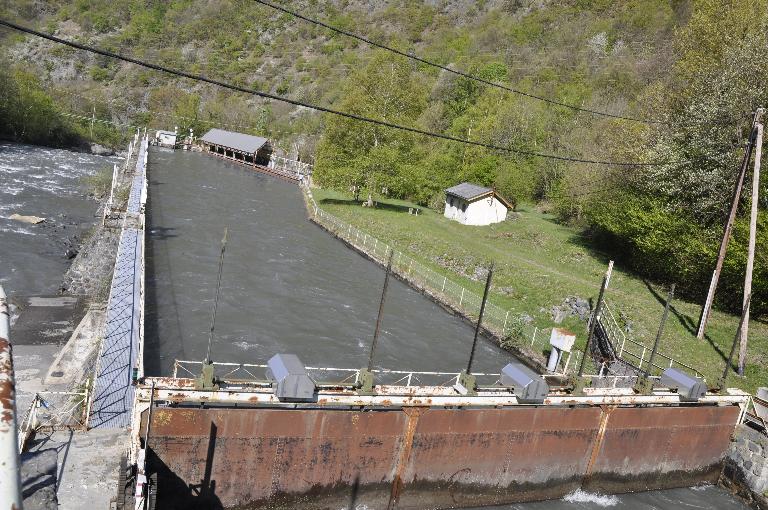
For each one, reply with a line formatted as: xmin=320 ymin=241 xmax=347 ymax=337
xmin=0 ymin=142 xmax=754 ymax=509
xmin=140 ymin=148 xmax=751 ymax=510
xmin=144 ymin=148 xmax=517 ymax=377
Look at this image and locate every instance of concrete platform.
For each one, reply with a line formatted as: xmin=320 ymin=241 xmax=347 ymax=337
xmin=10 ymin=295 xmax=85 ymax=346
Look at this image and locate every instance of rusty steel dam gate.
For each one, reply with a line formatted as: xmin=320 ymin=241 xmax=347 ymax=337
xmin=127 ymin=363 xmax=750 ymax=510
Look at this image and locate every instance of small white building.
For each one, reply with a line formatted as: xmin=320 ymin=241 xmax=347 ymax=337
xmin=154 ymin=129 xmax=178 ymax=148
xmin=443 ymin=182 xmax=512 ymax=226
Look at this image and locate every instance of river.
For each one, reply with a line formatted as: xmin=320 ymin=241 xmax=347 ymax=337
xmin=0 ymin=143 xmax=750 ymax=509
xmin=0 ymin=142 xmax=120 ymax=296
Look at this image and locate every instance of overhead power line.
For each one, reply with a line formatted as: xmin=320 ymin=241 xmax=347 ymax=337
xmin=253 ymin=0 xmax=667 ymax=125
xmin=0 ymin=19 xmax=665 ymax=167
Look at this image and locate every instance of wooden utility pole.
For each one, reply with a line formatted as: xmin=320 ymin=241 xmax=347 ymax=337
xmin=739 ymin=112 xmax=763 ymax=375
xmin=697 ymin=110 xmax=762 ymax=339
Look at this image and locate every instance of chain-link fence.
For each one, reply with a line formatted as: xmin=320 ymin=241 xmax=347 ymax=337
xmin=304 ymin=188 xmax=703 ymax=381
xmin=302 ymin=189 xmax=588 ymax=375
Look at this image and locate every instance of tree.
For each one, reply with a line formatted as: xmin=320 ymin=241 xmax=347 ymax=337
xmin=314 ymin=51 xmax=427 ymax=205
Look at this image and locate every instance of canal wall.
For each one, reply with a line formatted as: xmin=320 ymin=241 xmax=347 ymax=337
xmin=722 ymin=424 xmax=768 ymax=509
xmin=140 ymin=400 xmax=742 ymax=509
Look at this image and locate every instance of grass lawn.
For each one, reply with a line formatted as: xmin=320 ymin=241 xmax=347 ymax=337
xmin=312 ymin=188 xmax=767 ymax=394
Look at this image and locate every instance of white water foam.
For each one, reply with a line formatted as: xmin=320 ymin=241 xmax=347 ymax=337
xmin=562 ymin=489 xmax=619 ymax=507
xmin=233 ymin=341 xmax=260 ymax=351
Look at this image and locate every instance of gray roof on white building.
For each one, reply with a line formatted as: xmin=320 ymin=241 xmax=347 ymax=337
xmin=445 ymin=182 xmax=494 ymax=201
xmin=445 ymin=182 xmax=513 ymax=209
xmin=201 ymin=128 xmax=269 ymax=154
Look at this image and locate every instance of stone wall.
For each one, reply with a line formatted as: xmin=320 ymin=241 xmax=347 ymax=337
xmin=722 ymin=423 xmax=768 ymax=509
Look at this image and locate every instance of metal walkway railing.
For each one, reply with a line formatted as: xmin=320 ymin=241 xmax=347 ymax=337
xmin=89 ymin=134 xmax=148 ymax=428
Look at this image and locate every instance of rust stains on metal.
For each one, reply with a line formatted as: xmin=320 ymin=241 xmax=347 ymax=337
xmin=0 ymin=337 xmax=14 ymax=431
xmin=144 ymin=403 xmax=742 ymax=509
xmin=585 ymin=406 xmax=741 ymax=493
xmin=584 ymin=405 xmax=615 ymax=478
xmin=388 ymin=407 xmax=425 ymax=509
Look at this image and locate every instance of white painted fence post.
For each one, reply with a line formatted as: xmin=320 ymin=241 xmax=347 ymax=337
xmin=442 ymin=276 xmax=447 ymax=293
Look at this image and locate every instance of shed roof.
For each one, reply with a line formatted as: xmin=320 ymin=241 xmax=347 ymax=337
xmin=201 ymin=128 xmax=269 ymax=154
xmin=445 ymin=182 xmax=513 ymax=209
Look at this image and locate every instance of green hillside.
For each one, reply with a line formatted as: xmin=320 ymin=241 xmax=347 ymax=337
xmin=1 ymin=0 xmax=766 ymax=387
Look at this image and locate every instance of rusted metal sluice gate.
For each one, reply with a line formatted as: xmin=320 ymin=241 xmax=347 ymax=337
xmin=130 ymin=361 xmax=750 ymax=510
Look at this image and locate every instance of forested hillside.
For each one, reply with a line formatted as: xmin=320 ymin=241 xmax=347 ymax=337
xmin=1 ymin=0 xmax=766 ymax=315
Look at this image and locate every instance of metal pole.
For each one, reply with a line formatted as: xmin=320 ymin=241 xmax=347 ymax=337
xmin=698 ymin=110 xmax=761 ymax=338
xmin=645 ymin=284 xmax=675 ymax=379
xmin=578 ymin=261 xmax=614 ymax=377
xmin=205 ymin=228 xmax=228 ymax=363
xmin=466 ymin=263 xmax=494 ymax=375
xmin=721 ymin=293 xmax=751 ymax=387
xmin=739 ymin=115 xmax=763 ymax=374
xmin=368 ymin=250 xmax=394 ymax=372
xmin=0 ymin=285 xmax=23 ymax=510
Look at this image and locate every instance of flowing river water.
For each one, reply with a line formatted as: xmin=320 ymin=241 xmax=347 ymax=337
xmin=0 ymin=142 xmax=750 ymax=510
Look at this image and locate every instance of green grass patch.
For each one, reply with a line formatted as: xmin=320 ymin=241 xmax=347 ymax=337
xmin=312 ymin=188 xmax=767 ymax=394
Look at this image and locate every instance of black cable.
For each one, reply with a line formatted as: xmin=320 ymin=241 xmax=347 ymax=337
xmin=253 ymin=0 xmax=667 ymax=125
xmin=0 ymin=19 xmax=666 ymax=167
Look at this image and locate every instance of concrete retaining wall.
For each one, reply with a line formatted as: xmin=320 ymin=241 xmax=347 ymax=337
xmin=722 ymin=424 xmax=768 ymax=508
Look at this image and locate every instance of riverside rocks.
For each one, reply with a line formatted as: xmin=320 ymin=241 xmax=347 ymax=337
xmin=550 ymin=296 xmax=591 ymax=323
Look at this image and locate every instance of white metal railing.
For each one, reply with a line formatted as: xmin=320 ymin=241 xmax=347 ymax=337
xmin=268 ymin=155 xmax=313 ymax=178
xmin=173 ymin=360 xmax=506 ymax=387
xmin=18 ymin=387 xmax=90 ymax=450
xmin=304 ymin=187 xmax=702 ymax=380
xmin=604 ymin=302 xmax=702 ymax=378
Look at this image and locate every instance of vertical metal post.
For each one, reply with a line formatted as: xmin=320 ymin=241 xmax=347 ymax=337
xmin=645 ymin=284 xmax=675 ymax=378
xmin=0 ymin=285 xmax=23 ymax=509
xmin=368 ymin=250 xmax=394 ymax=372
xmin=205 ymin=228 xmax=228 ymax=364
xmin=466 ymin=263 xmax=494 ymax=375
xmin=578 ymin=261 xmax=614 ymax=377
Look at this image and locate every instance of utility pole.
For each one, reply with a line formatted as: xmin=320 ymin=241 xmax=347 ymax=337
xmin=697 ymin=110 xmax=762 ymax=339
xmin=739 ymin=110 xmax=763 ymax=374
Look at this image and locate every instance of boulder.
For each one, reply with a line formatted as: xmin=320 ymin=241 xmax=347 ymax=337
xmin=90 ymin=143 xmax=114 ymax=156
xmin=9 ymin=213 xmax=45 ymax=224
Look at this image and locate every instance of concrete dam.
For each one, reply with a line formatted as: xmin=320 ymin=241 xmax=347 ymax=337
xmin=8 ymin=131 xmax=758 ymax=510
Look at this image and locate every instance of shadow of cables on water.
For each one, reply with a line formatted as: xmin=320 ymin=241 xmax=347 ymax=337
xmin=152 ymin=422 xmax=223 ymax=510
xmin=318 ymin=198 xmax=421 ymax=214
